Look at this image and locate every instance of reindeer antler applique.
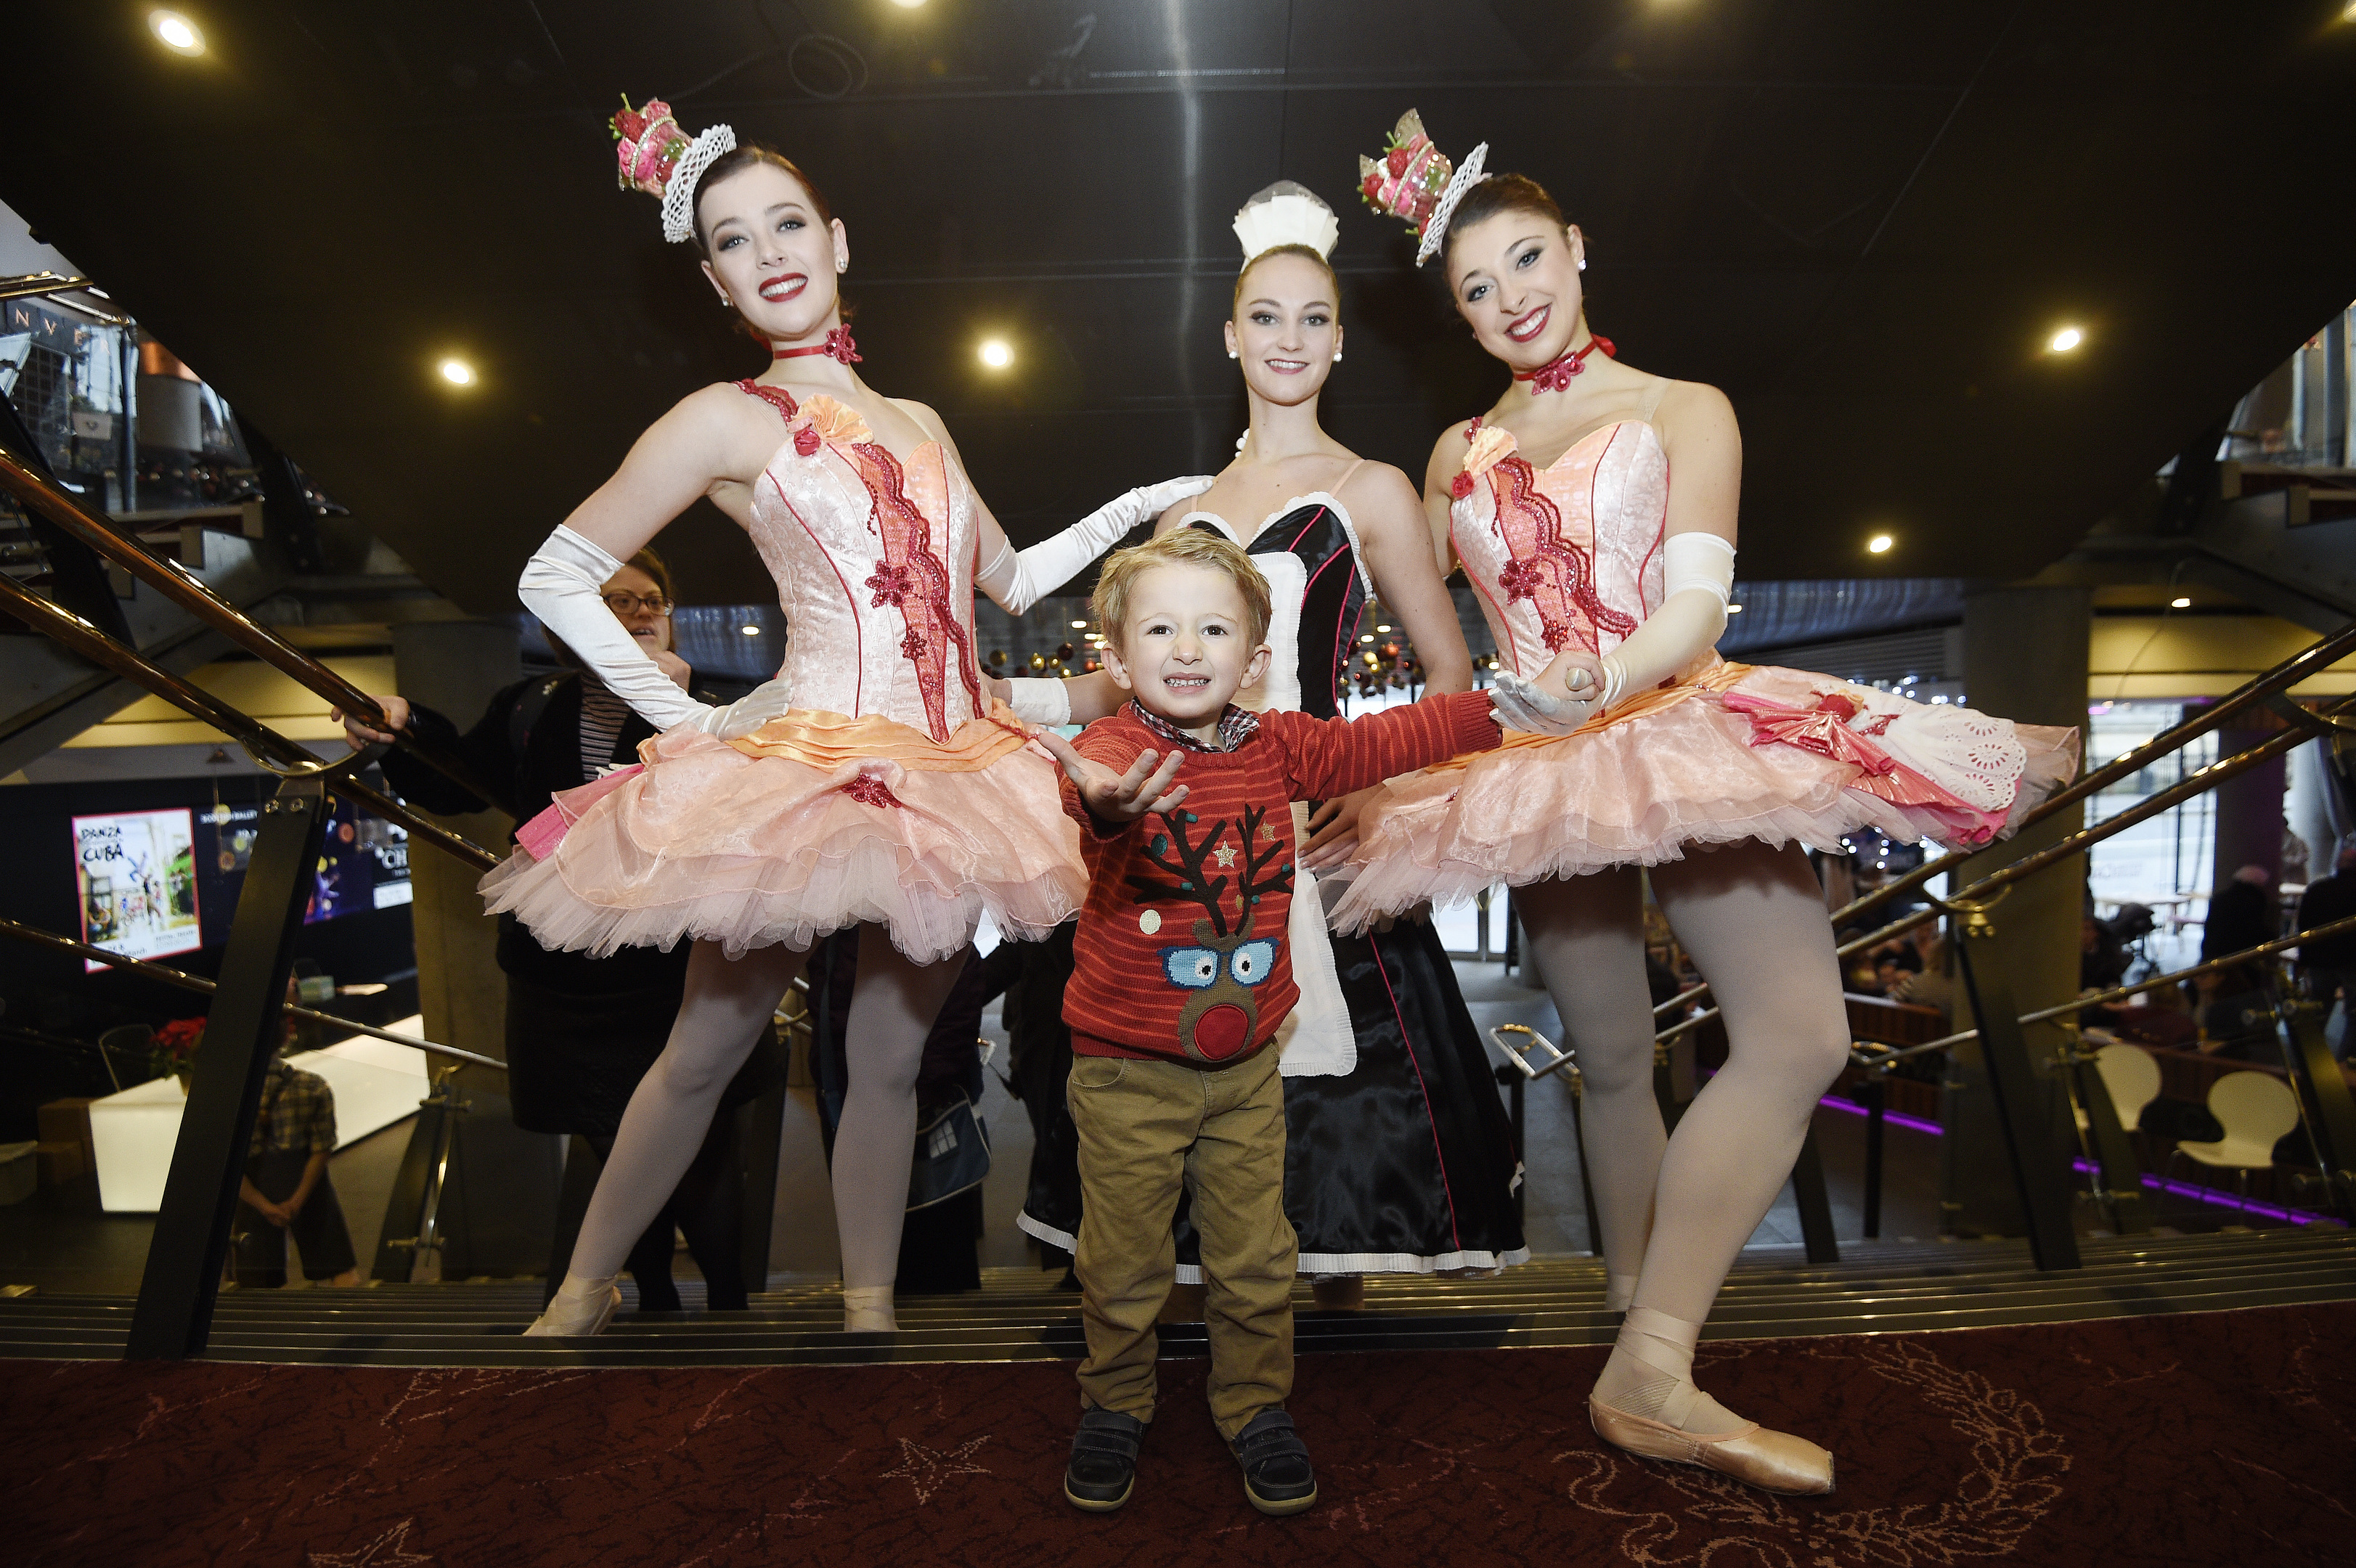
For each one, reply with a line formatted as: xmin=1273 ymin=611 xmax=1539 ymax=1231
xmin=1125 ymin=809 xmax=1235 ymax=935
xmin=1131 ymin=807 xmax=1295 ymax=1063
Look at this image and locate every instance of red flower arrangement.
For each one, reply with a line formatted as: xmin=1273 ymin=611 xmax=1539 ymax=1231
xmin=150 ymin=1016 xmax=205 ymax=1085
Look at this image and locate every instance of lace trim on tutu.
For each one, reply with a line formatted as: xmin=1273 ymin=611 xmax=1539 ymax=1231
xmin=483 ymin=728 xmax=1082 ymax=965
xmin=1330 ymin=667 xmax=2079 ymax=934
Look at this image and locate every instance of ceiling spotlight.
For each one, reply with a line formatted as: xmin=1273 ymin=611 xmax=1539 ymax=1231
xmin=1359 ymin=634 xmax=1375 ymax=644
xmin=1867 ymin=534 xmax=1894 ymax=554
xmin=438 ymin=357 xmax=476 ymax=386
xmin=149 ymin=9 xmax=205 ymax=55
xmin=2170 ymin=595 xmax=2192 ymax=608
xmin=977 ymin=338 xmax=1013 ymax=369
xmin=1070 ymin=619 xmax=1087 ymax=629
xmin=890 ymin=0 xmax=927 ymax=7
xmin=1726 ymin=603 xmax=1744 ymax=613
xmin=741 ymin=624 xmax=762 ymax=635
xmin=2047 ymin=325 xmax=2084 ymax=354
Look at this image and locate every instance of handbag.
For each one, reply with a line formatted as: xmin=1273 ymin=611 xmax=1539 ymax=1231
xmin=907 ymin=1091 xmax=990 ymax=1212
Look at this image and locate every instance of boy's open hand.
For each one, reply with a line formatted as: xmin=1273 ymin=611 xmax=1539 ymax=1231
xmin=1034 ymin=728 xmax=1189 ymax=822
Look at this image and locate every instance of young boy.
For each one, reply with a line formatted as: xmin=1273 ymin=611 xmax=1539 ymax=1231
xmin=1035 ymin=529 xmax=1512 ymax=1516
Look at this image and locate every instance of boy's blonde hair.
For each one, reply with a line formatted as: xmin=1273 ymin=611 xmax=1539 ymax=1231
xmin=1092 ymin=529 xmax=1273 ymax=651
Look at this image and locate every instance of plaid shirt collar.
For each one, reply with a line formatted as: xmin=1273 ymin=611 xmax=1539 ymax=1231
xmin=1128 ymin=699 xmax=1259 ymax=754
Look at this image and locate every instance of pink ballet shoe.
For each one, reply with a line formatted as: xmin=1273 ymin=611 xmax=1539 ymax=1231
xmin=523 ymin=1278 xmax=621 ymax=1338
xmin=1588 ymin=1395 xmax=1833 ymax=1495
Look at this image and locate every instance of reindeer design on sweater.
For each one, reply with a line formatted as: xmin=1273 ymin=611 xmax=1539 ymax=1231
xmin=1125 ymin=802 xmax=1294 ymax=1062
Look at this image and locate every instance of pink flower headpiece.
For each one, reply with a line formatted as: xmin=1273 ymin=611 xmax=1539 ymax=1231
xmin=1358 ymin=108 xmax=1489 ymax=267
xmin=611 ymin=94 xmax=737 ymax=245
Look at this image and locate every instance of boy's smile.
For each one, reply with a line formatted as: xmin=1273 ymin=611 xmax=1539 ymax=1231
xmin=1104 ymin=563 xmax=1272 ymax=743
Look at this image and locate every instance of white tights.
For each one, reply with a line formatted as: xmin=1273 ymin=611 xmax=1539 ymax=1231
xmin=1519 ymin=841 xmax=1851 ymax=1431
xmin=561 ymin=926 xmax=963 ymax=1315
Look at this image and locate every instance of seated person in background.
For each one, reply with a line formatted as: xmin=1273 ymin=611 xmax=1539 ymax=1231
xmin=234 ymin=997 xmax=360 ymax=1289
xmin=2080 ymin=914 xmax=2130 ymax=991
xmin=2106 ymin=979 xmax=2199 ymax=1050
xmin=2193 ymin=964 xmax=2275 ymax=1060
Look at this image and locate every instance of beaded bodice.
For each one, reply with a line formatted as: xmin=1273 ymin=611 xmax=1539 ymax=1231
xmin=737 ymin=383 xmax=984 ymax=743
xmin=1449 ymin=419 xmax=1669 ymax=681
xmin=1183 ymin=493 xmax=1373 ymax=719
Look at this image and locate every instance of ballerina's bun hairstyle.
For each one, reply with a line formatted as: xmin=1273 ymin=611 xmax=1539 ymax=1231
xmin=689 ymin=144 xmax=836 ymax=258
xmin=1440 ymin=173 xmax=1568 ymax=267
xmin=1093 ymin=530 xmax=1273 ymax=652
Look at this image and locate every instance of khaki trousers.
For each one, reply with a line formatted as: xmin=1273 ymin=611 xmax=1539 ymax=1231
xmin=1067 ymin=1045 xmax=1295 ymax=1441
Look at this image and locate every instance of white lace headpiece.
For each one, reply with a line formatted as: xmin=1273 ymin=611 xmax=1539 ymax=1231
xmin=1417 ymin=143 xmax=1490 ymax=266
xmin=660 ymin=126 xmax=738 ymax=244
xmin=1233 ymin=180 xmax=1340 ymax=266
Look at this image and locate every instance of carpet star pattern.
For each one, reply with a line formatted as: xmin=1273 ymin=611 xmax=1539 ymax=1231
xmin=878 ymin=1434 xmax=992 ymax=1504
xmin=306 ymin=1519 xmax=433 ymax=1567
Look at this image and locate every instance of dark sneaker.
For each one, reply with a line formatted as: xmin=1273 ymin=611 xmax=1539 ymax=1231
xmin=1064 ymin=1408 xmax=1145 ymax=1512
xmin=1231 ymin=1409 xmax=1318 ymax=1515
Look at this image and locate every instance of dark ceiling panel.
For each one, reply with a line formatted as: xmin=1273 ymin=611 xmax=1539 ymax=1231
xmin=8 ymin=1 xmax=2356 ymax=614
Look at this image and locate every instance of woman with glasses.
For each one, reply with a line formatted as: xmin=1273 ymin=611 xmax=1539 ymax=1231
xmin=336 ymin=546 xmax=772 ymax=1316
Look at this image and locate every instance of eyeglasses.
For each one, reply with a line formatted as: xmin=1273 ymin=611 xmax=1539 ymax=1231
xmin=602 ymin=592 xmax=674 ymax=616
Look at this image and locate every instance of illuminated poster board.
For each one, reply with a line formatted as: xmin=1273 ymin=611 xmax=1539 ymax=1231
xmin=73 ymin=808 xmax=202 ymax=971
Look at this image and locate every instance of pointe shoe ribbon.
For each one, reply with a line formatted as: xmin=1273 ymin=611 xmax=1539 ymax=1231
xmin=1588 ymin=1397 xmax=1834 ymax=1495
xmin=523 ymin=1275 xmax=621 ymax=1338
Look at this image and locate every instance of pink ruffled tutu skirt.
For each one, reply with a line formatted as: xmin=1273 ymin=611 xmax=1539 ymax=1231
xmin=480 ymin=703 xmax=1084 ymax=965
xmin=1331 ymin=660 xmax=2078 ymax=934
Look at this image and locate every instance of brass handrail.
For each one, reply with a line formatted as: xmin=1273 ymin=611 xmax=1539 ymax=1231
xmin=1650 ymin=618 xmax=2356 ymax=1021
xmin=0 ymin=445 xmax=497 ymax=807
xmin=0 ymin=572 xmax=500 ymax=873
xmin=1655 ymin=687 xmax=2356 ymax=1045
xmin=1849 ymin=909 xmax=2356 ymax=1066
xmin=0 ymin=915 xmax=508 ymax=1074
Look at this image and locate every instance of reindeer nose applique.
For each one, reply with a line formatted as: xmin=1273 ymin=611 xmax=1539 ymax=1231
xmin=1193 ymin=1004 xmax=1252 ymax=1060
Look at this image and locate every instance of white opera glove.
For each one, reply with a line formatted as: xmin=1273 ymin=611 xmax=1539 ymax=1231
xmin=517 ymin=526 xmax=709 ymax=731
xmin=1491 ymin=669 xmax=1597 ymax=736
xmin=683 ymin=674 xmax=796 ymax=741
xmin=1004 ymin=677 xmax=1072 ymax=727
xmin=1597 ymin=533 xmax=1735 ymax=709
xmin=974 ymin=474 xmax=1218 ymax=614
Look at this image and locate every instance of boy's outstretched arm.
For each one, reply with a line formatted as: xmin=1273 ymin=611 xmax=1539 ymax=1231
xmin=1035 ymin=727 xmax=1190 ymax=826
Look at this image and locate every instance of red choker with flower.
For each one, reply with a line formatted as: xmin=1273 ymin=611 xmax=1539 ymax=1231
xmin=773 ymin=327 xmax=860 ymax=365
xmin=1515 ymin=335 xmax=1615 ymax=394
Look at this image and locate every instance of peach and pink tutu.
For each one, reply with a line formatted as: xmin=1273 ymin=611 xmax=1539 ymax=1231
xmin=1332 ymin=412 xmax=2078 ymax=932
xmin=481 ymin=385 xmax=1083 ymax=965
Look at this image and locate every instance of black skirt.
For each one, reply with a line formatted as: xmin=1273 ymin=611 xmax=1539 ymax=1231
xmin=1020 ymin=915 xmax=1527 ymax=1278
xmin=505 ymin=968 xmax=775 ymax=1140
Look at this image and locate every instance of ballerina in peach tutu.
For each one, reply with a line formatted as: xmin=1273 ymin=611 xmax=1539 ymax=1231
xmin=499 ymin=101 xmax=1205 ymax=1335
xmin=1346 ymin=111 xmax=2078 ymax=1492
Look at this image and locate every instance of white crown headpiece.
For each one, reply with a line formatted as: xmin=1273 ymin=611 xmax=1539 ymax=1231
xmin=611 ymin=96 xmax=738 ymax=245
xmin=1232 ymin=180 xmax=1340 ymax=266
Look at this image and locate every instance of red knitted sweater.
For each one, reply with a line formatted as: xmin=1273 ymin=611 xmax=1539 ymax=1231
xmin=1059 ymin=693 xmax=1500 ymax=1065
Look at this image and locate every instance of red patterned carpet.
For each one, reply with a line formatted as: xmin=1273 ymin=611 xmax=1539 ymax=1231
xmin=5 ymin=1304 xmax=2352 ymax=1567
